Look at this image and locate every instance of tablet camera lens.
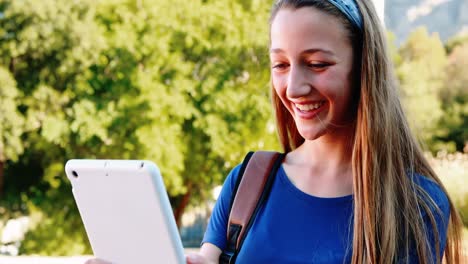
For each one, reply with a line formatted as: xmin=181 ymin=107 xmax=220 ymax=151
xmin=72 ymin=171 xmax=78 ymax=178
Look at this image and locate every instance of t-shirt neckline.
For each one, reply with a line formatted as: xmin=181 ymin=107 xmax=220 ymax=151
xmin=278 ymin=165 xmax=354 ymax=204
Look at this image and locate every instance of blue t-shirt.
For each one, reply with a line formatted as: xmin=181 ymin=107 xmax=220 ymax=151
xmin=202 ymin=164 xmax=450 ymax=263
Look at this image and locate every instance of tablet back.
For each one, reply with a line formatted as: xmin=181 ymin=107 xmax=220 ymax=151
xmin=65 ymin=160 xmax=185 ymax=264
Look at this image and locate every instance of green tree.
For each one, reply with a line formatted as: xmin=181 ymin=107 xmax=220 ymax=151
xmin=386 ymin=31 xmax=401 ymax=66
xmin=0 ymin=0 xmax=278 ymax=255
xmin=91 ymin=0 xmax=279 ymax=226
xmin=397 ymin=27 xmax=447 ymax=151
xmin=436 ymin=42 xmax=468 ymax=152
xmin=445 ymin=34 xmax=468 ymax=54
xmin=0 ymin=67 xmax=24 ymax=197
xmin=0 ymin=0 xmax=108 ymax=254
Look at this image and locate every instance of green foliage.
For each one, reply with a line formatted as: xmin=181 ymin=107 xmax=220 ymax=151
xmin=20 ymin=178 xmax=92 ymax=255
xmin=396 ymin=28 xmax=467 ymax=153
xmin=386 ymin=31 xmax=401 ymax=66
xmin=0 ymin=67 xmax=24 ymax=162
xmin=397 ymin=28 xmax=447 ymax=149
xmin=0 ymin=0 xmax=278 ymax=255
xmin=445 ymin=34 xmax=468 ymax=54
xmin=436 ymin=43 xmax=468 ymax=152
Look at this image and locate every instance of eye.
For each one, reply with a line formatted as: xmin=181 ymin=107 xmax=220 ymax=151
xmin=271 ymin=63 xmax=289 ymax=71
xmin=307 ymin=62 xmax=330 ymax=69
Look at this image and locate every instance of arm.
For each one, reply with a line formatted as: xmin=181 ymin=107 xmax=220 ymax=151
xmin=188 ymin=165 xmax=242 ymax=264
xmin=186 ymin=243 xmax=222 ymax=264
xmin=200 ymin=243 xmax=222 ymax=261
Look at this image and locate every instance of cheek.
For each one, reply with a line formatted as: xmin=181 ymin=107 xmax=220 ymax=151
xmin=272 ymin=75 xmax=287 ymax=97
xmin=319 ymin=70 xmax=352 ymax=102
xmin=272 ymin=75 xmax=294 ymax=115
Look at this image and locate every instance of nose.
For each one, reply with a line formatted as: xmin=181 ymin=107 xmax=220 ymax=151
xmin=286 ymin=65 xmax=311 ymax=99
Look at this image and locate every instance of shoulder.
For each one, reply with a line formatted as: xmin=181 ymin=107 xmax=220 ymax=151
xmin=222 ymin=151 xmax=283 ymax=194
xmin=413 ymin=174 xmax=449 ymax=212
xmin=223 ymin=163 xmax=243 ymax=194
xmin=411 ymin=174 xmax=451 ymax=261
xmin=201 ymin=163 xmax=243 ymax=249
xmin=212 ymin=163 xmax=243 ymax=210
xmin=413 ymin=174 xmax=450 ymax=220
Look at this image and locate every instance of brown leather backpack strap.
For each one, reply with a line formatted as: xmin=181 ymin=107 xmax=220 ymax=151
xmin=219 ymin=151 xmax=284 ymax=264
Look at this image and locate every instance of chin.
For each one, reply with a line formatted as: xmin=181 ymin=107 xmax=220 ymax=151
xmin=297 ymin=126 xmax=328 ymax=141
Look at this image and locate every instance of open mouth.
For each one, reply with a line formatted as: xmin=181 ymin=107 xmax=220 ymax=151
xmin=294 ymin=101 xmax=326 ymax=113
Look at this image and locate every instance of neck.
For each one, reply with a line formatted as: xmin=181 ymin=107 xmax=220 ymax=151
xmin=291 ymin=126 xmax=354 ymax=172
xmin=283 ymin=126 xmax=355 ymax=197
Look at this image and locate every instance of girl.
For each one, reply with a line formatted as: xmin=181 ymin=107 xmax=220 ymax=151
xmin=186 ymin=0 xmax=463 ymax=263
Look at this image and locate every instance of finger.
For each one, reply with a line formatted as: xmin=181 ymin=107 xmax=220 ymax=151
xmin=186 ymin=253 xmax=204 ymax=264
xmin=84 ymin=258 xmax=112 ymax=264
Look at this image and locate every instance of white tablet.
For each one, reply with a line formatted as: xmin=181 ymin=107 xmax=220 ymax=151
xmin=65 ymin=159 xmax=185 ymax=264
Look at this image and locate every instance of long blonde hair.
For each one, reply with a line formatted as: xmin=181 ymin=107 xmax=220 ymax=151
xmin=270 ymin=0 xmax=463 ymax=263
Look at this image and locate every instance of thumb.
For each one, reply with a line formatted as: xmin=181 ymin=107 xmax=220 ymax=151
xmin=186 ymin=253 xmax=209 ymax=264
xmin=84 ymin=258 xmax=112 ymax=264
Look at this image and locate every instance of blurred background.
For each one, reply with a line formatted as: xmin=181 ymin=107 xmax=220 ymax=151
xmin=0 ymin=0 xmax=466 ymax=259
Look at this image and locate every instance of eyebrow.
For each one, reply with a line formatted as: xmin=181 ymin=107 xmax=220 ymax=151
xmin=269 ymin=48 xmax=334 ymax=56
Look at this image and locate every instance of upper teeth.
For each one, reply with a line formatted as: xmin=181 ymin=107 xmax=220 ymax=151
xmin=295 ymin=101 xmax=324 ymax=111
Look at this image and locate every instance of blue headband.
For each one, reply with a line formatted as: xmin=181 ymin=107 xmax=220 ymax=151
xmin=328 ymin=0 xmax=363 ymax=30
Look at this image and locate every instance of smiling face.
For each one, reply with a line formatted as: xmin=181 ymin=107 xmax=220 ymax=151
xmin=270 ymin=7 xmax=356 ymax=141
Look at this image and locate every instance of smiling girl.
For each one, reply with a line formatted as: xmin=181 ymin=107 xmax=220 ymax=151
xmin=84 ymin=1 xmax=463 ymax=263
xmin=186 ymin=0 xmax=464 ymax=263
